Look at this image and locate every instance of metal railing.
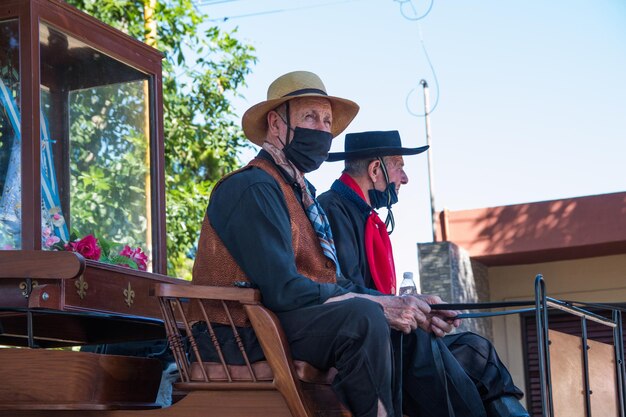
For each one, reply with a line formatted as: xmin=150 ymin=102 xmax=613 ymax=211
xmin=430 ymin=273 xmax=626 ymax=417
xmin=534 ymin=274 xmax=626 ymax=417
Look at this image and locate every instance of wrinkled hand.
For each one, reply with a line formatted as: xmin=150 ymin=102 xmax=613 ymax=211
xmin=323 ymin=292 xmax=459 ymax=337
xmin=414 ymin=294 xmax=461 ymax=336
xmin=375 ymin=295 xmax=431 ymax=334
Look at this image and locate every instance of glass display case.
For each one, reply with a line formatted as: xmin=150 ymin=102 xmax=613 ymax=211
xmin=0 ymin=0 xmax=166 ymax=273
xmin=0 ymin=0 xmax=176 ymax=332
xmin=0 ymin=3 xmax=182 ymax=412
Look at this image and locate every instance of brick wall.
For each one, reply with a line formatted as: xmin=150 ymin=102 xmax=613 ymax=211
xmin=418 ymin=241 xmax=493 ymax=340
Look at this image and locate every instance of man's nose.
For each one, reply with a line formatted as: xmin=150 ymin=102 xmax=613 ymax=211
xmin=402 ymin=172 xmax=409 ymax=184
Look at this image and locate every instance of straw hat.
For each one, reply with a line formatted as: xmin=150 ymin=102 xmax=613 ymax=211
xmin=326 ymin=130 xmax=429 ymax=162
xmin=242 ymin=71 xmax=360 ymax=146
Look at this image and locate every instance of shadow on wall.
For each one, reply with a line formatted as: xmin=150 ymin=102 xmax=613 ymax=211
xmin=439 ymin=192 xmax=626 ymax=266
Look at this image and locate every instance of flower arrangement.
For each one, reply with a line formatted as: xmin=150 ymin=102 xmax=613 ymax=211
xmin=47 ymin=229 xmax=148 ymax=271
xmin=42 ymin=226 xmax=61 ymax=248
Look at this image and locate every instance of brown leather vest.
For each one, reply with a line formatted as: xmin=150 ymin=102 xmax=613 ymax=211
xmin=191 ymin=157 xmax=337 ymax=326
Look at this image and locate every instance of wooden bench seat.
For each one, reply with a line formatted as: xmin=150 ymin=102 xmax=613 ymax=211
xmin=154 ymin=283 xmax=351 ymax=417
xmin=189 ymin=360 xmax=337 ymax=384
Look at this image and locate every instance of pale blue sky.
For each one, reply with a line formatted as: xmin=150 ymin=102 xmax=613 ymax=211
xmin=199 ymin=0 xmax=626 ymax=281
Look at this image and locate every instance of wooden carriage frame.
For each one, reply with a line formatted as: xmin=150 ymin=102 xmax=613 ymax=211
xmin=1 ymin=1 xmax=625 ymax=416
xmin=2 ymin=251 xmax=626 ymax=417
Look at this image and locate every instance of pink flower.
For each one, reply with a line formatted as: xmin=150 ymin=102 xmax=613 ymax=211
xmin=119 ymin=245 xmax=133 ymax=257
xmin=44 ymin=235 xmax=60 ymax=247
xmin=69 ymin=234 xmax=102 ymax=260
xmin=119 ymin=245 xmax=148 ymax=271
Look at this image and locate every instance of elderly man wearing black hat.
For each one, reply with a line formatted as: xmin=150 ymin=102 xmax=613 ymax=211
xmin=318 ymin=130 xmax=529 ymax=417
xmin=192 ymin=71 xmax=456 ymax=417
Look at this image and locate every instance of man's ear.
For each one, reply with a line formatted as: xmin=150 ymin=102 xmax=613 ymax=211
xmin=368 ymin=159 xmax=380 ymax=182
xmin=267 ymin=110 xmax=281 ymax=138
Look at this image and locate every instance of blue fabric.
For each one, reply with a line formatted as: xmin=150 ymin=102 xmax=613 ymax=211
xmin=39 ymin=109 xmax=69 ymax=242
xmin=0 ymin=77 xmax=69 ymax=246
xmin=0 ymin=78 xmax=23 ymax=246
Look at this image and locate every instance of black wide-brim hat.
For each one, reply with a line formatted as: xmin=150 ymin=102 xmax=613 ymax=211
xmin=326 ymin=130 xmax=429 ymax=162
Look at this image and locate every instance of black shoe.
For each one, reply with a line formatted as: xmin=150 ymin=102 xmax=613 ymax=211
xmin=485 ymin=395 xmax=529 ymax=417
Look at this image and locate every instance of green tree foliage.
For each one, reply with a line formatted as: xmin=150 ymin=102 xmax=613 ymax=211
xmin=65 ymin=0 xmax=256 ymax=278
xmin=64 ymin=81 xmax=149 ymax=250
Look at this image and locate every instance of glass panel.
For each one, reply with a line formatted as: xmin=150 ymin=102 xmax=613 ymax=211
xmin=40 ymin=22 xmax=153 ymax=271
xmin=0 ymin=19 xmax=20 ymax=250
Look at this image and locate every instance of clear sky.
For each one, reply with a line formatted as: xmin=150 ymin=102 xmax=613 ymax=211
xmin=198 ymin=0 xmax=626 ymax=284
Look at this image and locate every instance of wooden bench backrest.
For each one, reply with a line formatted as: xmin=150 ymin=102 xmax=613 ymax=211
xmin=154 ymin=283 xmax=351 ymax=417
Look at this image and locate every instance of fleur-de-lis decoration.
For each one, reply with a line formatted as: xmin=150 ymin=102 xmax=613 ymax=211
xmin=19 ymin=280 xmax=39 ymax=298
xmin=123 ymin=282 xmax=135 ymax=307
xmin=75 ymin=275 xmax=88 ymax=299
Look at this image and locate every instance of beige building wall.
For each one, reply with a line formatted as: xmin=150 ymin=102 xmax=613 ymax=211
xmin=487 ymin=254 xmax=626 ymax=401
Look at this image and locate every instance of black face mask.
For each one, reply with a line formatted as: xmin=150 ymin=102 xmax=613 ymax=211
xmin=283 ymin=127 xmax=333 ymax=173
xmin=367 ymin=157 xmax=398 ymax=234
xmin=368 ymin=183 xmax=398 ymax=210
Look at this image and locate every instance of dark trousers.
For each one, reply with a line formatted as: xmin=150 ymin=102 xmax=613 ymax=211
xmin=403 ymin=330 xmax=524 ymax=417
xmin=444 ymin=332 xmax=523 ymax=403
xmin=194 ymin=303 xmax=523 ymax=417
xmin=278 ymin=298 xmax=397 ymax=417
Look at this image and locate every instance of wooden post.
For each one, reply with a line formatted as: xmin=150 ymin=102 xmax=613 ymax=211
xmin=143 ymin=0 xmax=156 ymax=269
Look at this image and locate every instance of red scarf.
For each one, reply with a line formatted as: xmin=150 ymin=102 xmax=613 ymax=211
xmin=339 ymin=173 xmax=396 ymax=294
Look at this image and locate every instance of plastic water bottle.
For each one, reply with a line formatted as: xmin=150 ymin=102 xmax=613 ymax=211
xmin=399 ymin=271 xmax=417 ymax=296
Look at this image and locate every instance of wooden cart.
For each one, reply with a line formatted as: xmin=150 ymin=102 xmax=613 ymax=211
xmin=1 ymin=2 xmax=624 ymax=417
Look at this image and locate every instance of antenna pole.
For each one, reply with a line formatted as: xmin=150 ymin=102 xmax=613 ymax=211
xmin=421 ymin=79 xmax=437 ymax=241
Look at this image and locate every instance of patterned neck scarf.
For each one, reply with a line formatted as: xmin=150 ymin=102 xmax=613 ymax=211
xmin=335 ymin=173 xmax=396 ymax=294
xmin=262 ymin=142 xmax=341 ymax=276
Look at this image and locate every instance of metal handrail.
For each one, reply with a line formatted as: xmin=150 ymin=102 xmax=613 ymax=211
xmin=533 ymin=274 xmax=626 ymax=417
xmin=432 ymin=274 xmax=626 ymax=417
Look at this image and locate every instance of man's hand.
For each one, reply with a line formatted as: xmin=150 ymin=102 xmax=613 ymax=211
xmin=414 ymin=294 xmax=461 ymax=336
xmin=323 ymin=292 xmax=459 ymax=336
xmin=324 ymin=293 xmax=431 ymax=334
xmin=375 ymin=295 xmax=431 ymax=334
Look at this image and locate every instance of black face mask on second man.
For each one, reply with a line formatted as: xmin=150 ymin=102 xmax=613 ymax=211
xmin=367 ymin=157 xmax=398 ymax=234
xmin=368 ymin=182 xmax=398 ymax=210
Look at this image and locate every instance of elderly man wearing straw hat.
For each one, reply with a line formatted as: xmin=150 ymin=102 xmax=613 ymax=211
xmin=192 ymin=71 xmax=457 ymax=417
xmin=318 ymin=130 xmax=529 ymax=417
